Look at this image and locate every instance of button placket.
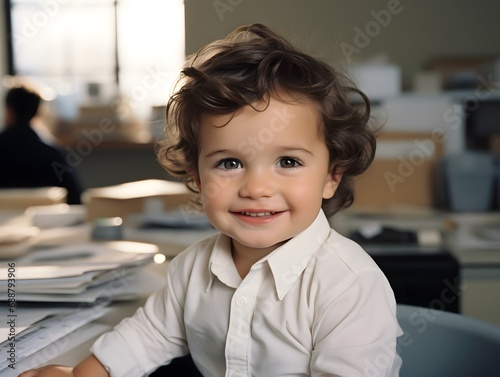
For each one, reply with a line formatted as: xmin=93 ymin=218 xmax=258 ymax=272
xmin=225 ymin=268 xmax=265 ymax=376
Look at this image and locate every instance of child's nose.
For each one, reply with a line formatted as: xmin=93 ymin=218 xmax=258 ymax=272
xmin=238 ymin=169 xmax=276 ymax=199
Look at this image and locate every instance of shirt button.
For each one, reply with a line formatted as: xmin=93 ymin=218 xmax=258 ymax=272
xmin=236 ymin=296 xmax=247 ymax=307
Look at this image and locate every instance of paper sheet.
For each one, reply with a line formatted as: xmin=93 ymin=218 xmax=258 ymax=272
xmin=0 ymin=304 xmax=111 ymax=371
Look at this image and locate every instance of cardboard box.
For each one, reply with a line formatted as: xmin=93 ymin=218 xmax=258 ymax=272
xmin=353 ymin=132 xmax=443 ymax=211
xmin=83 ymin=179 xmax=192 ymax=221
xmin=0 ymin=187 xmax=67 ymax=210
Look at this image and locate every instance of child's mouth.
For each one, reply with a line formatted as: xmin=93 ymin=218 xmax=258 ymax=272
xmin=239 ymin=211 xmax=276 ymax=217
xmin=231 ymin=210 xmax=285 ymax=223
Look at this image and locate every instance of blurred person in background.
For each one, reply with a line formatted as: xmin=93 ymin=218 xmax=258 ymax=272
xmin=0 ymin=81 xmax=83 ymax=204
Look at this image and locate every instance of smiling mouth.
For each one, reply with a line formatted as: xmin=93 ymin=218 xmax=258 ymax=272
xmin=239 ymin=211 xmax=277 ymax=217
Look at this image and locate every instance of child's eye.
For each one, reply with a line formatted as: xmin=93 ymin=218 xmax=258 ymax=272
xmin=215 ymin=158 xmax=242 ymax=170
xmin=278 ymin=157 xmax=302 ymax=169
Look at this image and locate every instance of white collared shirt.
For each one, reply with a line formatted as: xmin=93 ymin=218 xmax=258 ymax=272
xmin=92 ymin=210 xmax=402 ymax=377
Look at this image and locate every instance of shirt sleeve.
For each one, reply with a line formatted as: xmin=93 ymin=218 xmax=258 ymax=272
xmin=91 ymin=258 xmax=189 ymax=377
xmin=310 ymin=268 xmax=403 ymax=377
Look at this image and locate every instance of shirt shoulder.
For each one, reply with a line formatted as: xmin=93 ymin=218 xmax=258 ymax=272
xmin=308 ymin=228 xmax=389 ymax=299
xmin=323 ymin=228 xmax=381 ymax=274
xmin=168 ymin=233 xmax=220 ymax=276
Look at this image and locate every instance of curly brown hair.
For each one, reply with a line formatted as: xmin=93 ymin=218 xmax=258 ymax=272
xmin=157 ymin=23 xmax=376 ymax=217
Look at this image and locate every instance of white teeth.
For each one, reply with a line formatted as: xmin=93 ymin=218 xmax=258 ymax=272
xmin=241 ymin=211 xmax=275 ymax=217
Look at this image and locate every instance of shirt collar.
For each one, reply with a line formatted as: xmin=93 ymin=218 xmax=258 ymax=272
xmin=206 ymin=233 xmax=241 ymax=291
xmin=206 ymin=209 xmax=331 ymax=299
xmin=266 ymin=209 xmax=331 ymax=300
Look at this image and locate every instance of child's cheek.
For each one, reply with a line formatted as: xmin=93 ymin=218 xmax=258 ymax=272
xmin=199 ymin=175 xmax=230 ymax=207
xmin=286 ymin=180 xmax=324 ymax=207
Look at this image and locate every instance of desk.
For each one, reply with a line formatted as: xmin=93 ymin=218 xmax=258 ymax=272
xmin=331 ymin=210 xmax=500 ymax=326
xmin=442 ymin=213 xmax=500 ymax=326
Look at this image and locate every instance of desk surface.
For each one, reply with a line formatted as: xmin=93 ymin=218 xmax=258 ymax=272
xmin=331 ymin=210 xmax=500 ymax=267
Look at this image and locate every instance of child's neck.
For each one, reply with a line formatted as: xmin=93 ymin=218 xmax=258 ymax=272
xmin=231 ymin=239 xmax=285 ymax=279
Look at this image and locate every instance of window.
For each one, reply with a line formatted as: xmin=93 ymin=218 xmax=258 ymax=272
xmin=6 ymin=0 xmax=185 ymax=122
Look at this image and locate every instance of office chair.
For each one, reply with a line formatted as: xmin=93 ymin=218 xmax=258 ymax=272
xmin=397 ymin=304 xmax=500 ymax=377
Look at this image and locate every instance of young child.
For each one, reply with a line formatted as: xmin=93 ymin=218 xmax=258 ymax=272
xmin=20 ymin=23 xmax=402 ymax=377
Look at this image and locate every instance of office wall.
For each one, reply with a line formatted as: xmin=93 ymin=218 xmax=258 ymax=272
xmin=2 ymin=1 xmax=499 ymax=188
xmin=3 ymin=1 xmax=498 ymax=108
xmin=185 ymin=0 xmax=500 ymax=90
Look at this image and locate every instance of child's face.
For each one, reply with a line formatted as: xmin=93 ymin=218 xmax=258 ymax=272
xmin=196 ymin=97 xmax=341 ymax=255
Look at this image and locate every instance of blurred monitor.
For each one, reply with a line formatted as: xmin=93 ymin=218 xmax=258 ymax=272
xmin=465 ymin=99 xmax=500 ymax=150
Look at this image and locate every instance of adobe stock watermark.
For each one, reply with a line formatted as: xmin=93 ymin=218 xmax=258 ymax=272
xmin=384 ymin=72 xmax=500 ymax=193
xmin=50 ymin=62 xmax=175 ymax=182
xmin=51 ymin=117 xmax=116 ymax=181
xmin=213 ymin=0 xmax=243 ymax=22
xmin=340 ymin=0 xmax=407 ymax=64
xmin=384 ymin=134 xmax=443 ymax=193
xmin=111 ymin=64 xmax=173 ymax=121
xmin=10 ymin=0 xmax=70 ymax=47
xmin=442 ymin=73 xmax=500 ymax=132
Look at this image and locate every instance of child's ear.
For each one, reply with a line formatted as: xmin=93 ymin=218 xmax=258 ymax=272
xmin=194 ymin=177 xmax=202 ymax=191
xmin=322 ymin=166 xmax=343 ymax=200
xmin=189 ymin=169 xmax=202 ymax=191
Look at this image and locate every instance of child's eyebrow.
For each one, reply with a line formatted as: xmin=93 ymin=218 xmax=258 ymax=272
xmin=276 ymin=146 xmax=314 ymax=155
xmin=203 ymin=147 xmax=314 ymax=159
xmin=203 ymin=149 xmax=232 ymax=159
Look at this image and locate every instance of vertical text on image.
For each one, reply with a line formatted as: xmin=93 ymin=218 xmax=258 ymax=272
xmin=6 ymin=262 xmax=17 ymax=370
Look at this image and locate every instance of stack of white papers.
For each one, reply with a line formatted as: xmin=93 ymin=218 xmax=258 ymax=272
xmin=0 ymin=303 xmax=111 ymax=375
xmin=0 ymin=241 xmax=164 ymax=303
xmin=0 ymin=241 xmax=166 ymax=375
